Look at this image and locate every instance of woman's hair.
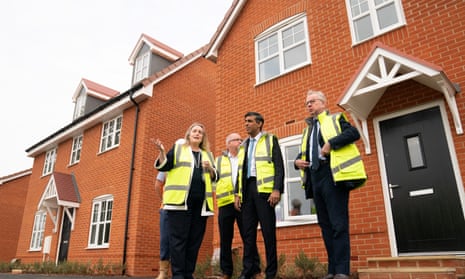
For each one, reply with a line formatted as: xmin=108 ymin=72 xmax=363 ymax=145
xmin=184 ymin=122 xmax=210 ymax=152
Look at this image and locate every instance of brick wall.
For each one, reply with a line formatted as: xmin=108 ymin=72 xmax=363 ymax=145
xmin=0 ymin=171 xmax=30 ymax=262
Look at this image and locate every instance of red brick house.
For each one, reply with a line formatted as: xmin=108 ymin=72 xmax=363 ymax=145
xmin=5 ymin=0 xmax=465 ymax=278
xmin=205 ymin=0 xmax=465 ymax=277
xmin=0 ymin=169 xmax=31 ymax=262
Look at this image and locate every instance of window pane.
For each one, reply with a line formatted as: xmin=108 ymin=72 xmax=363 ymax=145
xmin=258 ymin=34 xmax=278 ymax=60
xmin=354 ymin=15 xmax=374 ymax=41
xmin=275 ymin=203 xmax=284 ymax=222
xmin=104 ymin=223 xmax=111 ymax=243
xmin=92 ymin=204 xmax=99 ymax=222
xmin=106 ymin=201 xmax=113 ymax=220
xmin=284 ymin=43 xmax=307 ymax=69
xmin=406 ymin=135 xmax=425 ymax=169
xmin=287 ymin=181 xmax=311 ymax=215
xmin=282 ymin=22 xmax=304 ymax=48
xmin=98 ymin=223 xmax=104 ymax=245
xmin=350 ymin=0 xmax=369 ymax=17
xmin=90 ymin=224 xmax=97 ymax=244
xmin=259 ymin=56 xmax=280 ymax=81
xmin=285 ymin=145 xmax=300 ymax=178
xmin=377 ymin=3 xmax=398 ymax=29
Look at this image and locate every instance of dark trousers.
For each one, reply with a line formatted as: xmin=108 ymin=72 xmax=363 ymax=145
xmin=167 ymin=204 xmax=207 ymax=279
xmin=241 ymin=178 xmax=277 ymax=279
xmin=218 ymin=203 xmax=243 ymax=276
xmin=159 ymin=209 xmax=170 ymax=260
xmin=310 ymin=162 xmax=350 ymax=275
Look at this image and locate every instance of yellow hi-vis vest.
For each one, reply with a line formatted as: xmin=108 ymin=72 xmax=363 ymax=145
xmin=215 ymin=152 xmax=242 ymax=207
xmin=163 ymin=143 xmax=214 ymax=212
xmin=299 ymin=112 xmax=367 ymax=189
xmin=237 ymin=133 xmax=275 ymax=196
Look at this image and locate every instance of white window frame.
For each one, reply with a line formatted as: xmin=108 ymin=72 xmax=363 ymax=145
xmin=69 ymin=134 xmax=83 ymax=165
xmin=345 ymin=0 xmax=406 ymax=44
xmin=133 ymin=52 xmax=150 ymax=84
xmin=99 ymin=115 xmax=122 ymax=153
xmin=29 ymin=211 xmax=46 ymax=251
xmin=42 ymin=148 xmax=57 ymax=176
xmin=255 ymin=13 xmax=311 ymax=84
xmin=73 ymin=91 xmax=87 ymax=120
xmin=88 ymin=195 xmax=113 ymax=249
xmin=276 ymin=135 xmax=317 ymax=227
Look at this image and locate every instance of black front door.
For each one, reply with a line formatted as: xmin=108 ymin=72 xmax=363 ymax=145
xmin=58 ymin=208 xmax=73 ymax=262
xmin=380 ymin=106 xmax=465 ymax=253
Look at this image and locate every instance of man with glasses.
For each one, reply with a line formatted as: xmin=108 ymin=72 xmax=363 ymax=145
xmin=215 ymin=133 xmax=245 ymax=279
xmin=294 ymin=90 xmax=366 ymax=279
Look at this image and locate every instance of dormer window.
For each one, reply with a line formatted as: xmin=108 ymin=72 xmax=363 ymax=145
xmin=73 ymin=90 xmax=87 ymax=120
xmin=129 ymin=34 xmax=183 ymax=85
xmin=133 ymin=52 xmax=150 ymax=84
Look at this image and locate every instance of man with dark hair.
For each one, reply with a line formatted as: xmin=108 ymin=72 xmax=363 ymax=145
xmin=235 ymin=112 xmax=285 ymax=279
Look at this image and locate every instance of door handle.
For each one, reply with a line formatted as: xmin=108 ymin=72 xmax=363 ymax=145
xmin=388 ymin=183 xmax=399 ymax=199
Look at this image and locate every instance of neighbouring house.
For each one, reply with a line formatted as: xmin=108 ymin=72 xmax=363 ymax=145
xmin=0 ymin=169 xmax=31 ymax=262
xmin=12 ymin=33 xmax=217 ymax=277
xmin=4 ymin=0 xmax=465 ymax=278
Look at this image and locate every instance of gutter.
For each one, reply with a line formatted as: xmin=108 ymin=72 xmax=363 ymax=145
xmin=121 ymin=81 xmax=143 ymax=275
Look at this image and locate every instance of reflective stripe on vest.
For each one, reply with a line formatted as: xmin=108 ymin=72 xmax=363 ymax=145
xmin=164 ymin=144 xmax=214 ymax=211
xmin=215 ymin=154 xmax=236 ymax=207
xmin=318 ymin=112 xmax=367 ymax=183
xmin=249 ymin=134 xmax=275 ymax=193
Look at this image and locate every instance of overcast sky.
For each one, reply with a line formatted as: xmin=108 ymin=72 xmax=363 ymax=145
xmin=0 ymin=0 xmax=233 ymax=177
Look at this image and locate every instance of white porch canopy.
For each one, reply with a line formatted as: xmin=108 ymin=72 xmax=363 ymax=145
xmin=37 ymin=172 xmax=80 ymax=232
xmin=338 ymin=42 xmax=462 ymax=154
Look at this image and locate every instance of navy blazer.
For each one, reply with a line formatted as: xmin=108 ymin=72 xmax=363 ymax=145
xmin=296 ymin=114 xmax=360 ymax=199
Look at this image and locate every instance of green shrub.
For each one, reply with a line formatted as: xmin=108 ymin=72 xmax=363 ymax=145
xmin=194 ymin=255 xmax=213 ymax=279
xmin=294 ymin=250 xmax=326 ymax=279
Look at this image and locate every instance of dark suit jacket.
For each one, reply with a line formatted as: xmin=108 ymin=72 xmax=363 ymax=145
xmin=241 ymin=133 xmax=285 ymax=194
xmin=296 ymin=113 xmax=360 ymax=199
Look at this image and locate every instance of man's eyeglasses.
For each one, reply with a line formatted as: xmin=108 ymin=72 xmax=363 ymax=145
xmin=305 ymin=99 xmax=321 ymax=106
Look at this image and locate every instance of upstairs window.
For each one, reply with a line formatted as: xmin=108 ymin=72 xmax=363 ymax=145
xmin=133 ymin=52 xmax=150 ymax=84
xmin=346 ymin=0 xmax=406 ymax=44
xmin=88 ymin=195 xmax=113 ymax=248
xmin=42 ymin=148 xmax=57 ymax=176
xmin=100 ymin=115 xmax=122 ymax=153
xmin=275 ymin=136 xmax=316 ymax=226
xmin=255 ymin=13 xmax=311 ymax=84
xmin=73 ymin=90 xmax=87 ymax=119
xmin=70 ymin=134 xmax=83 ymax=165
xmin=30 ymin=211 xmax=46 ymax=251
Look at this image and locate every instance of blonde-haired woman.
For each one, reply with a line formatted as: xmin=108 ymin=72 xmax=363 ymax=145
xmin=154 ymin=122 xmax=217 ymax=279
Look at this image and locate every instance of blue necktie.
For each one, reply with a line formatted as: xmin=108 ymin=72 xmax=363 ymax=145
xmin=247 ymin=138 xmax=255 ymax=178
xmin=311 ymin=119 xmax=320 ymax=170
